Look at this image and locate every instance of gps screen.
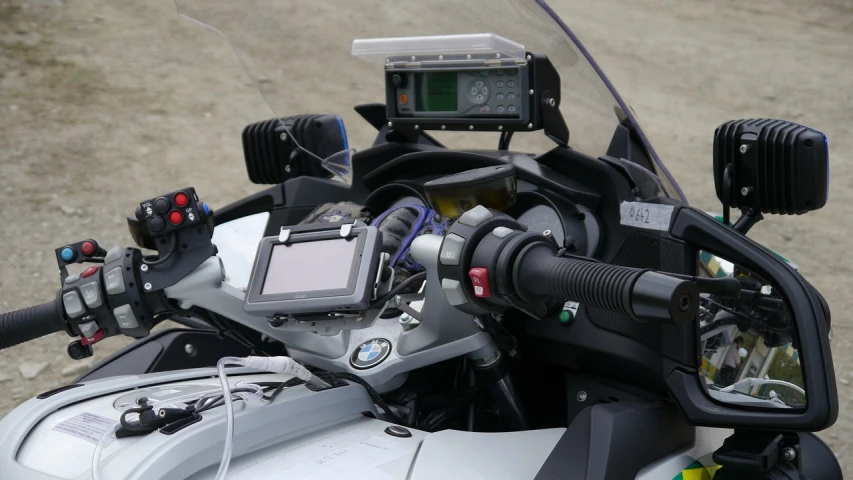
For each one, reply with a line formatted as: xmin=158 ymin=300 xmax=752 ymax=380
xmin=261 ymin=238 xmax=357 ymax=295
xmin=415 ymin=72 xmax=458 ymax=112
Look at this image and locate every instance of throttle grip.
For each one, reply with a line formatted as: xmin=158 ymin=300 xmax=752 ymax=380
xmin=514 ymin=245 xmax=698 ymax=324
xmin=0 ymin=294 xmax=66 ymax=350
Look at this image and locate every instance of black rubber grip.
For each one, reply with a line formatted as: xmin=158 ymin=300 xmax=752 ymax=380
xmin=515 ymin=245 xmax=698 ymax=324
xmin=0 ymin=296 xmax=65 ymax=350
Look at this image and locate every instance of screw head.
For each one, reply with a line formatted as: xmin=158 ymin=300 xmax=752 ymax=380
xmin=284 ymin=164 xmax=291 ymax=173
xmin=399 ymin=313 xmax=412 ymax=324
xmin=414 ymin=125 xmax=419 ymax=130
xmin=410 ymin=56 xmax=416 ymax=61
xmin=498 ymin=125 xmax=503 ymax=131
xmin=144 ymin=282 xmax=152 ymax=291
xmin=184 ymin=343 xmax=196 ymax=355
xmin=438 ymin=55 xmax=444 ymax=61
xmin=577 ymin=391 xmax=588 ymax=402
xmin=394 ymin=295 xmax=403 ymax=307
xmin=739 ymin=144 xmax=749 ymax=154
xmin=279 ymin=132 xmax=288 ymax=142
xmin=140 ymin=264 xmax=149 ymax=272
xmin=526 ymin=54 xmax=532 ymax=61
xmin=740 ymin=186 xmax=752 ymax=196
xmin=441 ymin=125 xmax=446 ymax=130
xmin=469 ymin=125 xmax=474 ymax=130
xmin=529 ymin=89 xmax=534 ymax=95
xmin=783 ymin=447 xmax=796 ymax=461
xmin=547 ymin=98 xmax=556 ymax=107
xmin=528 ymin=123 xmax=533 ymax=129
xmin=388 ymin=121 xmax=393 ymax=128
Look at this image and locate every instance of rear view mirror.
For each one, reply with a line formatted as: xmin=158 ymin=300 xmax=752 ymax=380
xmin=666 ymin=207 xmax=837 ymax=431
xmin=713 ymin=119 xmax=828 ymax=224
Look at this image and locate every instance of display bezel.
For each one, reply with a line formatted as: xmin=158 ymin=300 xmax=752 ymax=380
xmin=243 ymin=224 xmax=381 ymax=316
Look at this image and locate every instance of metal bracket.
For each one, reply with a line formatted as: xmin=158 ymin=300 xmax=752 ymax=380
xmin=340 ymin=223 xmax=353 ymax=238
xmin=278 ymin=228 xmax=291 ymax=243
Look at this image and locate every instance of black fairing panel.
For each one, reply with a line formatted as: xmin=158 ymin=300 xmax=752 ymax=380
xmin=534 ymin=402 xmax=694 ymax=480
xmin=73 ymin=329 xmax=251 ymax=383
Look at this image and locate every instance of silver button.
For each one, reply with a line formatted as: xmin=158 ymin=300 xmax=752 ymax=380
xmin=440 ymin=234 xmax=465 ymax=266
xmin=508 ymin=93 xmax=516 ymax=100
xmin=441 ymin=278 xmax=468 ymax=306
xmin=79 ymin=282 xmax=102 ymax=309
xmin=492 ymin=226 xmax=514 ymax=238
xmin=105 ymin=267 xmax=125 ymax=295
xmin=470 ymin=87 xmax=478 ymax=96
xmin=475 ymin=80 xmax=484 ymax=88
xmin=104 ymin=246 xmax=123 ymax=264
xmin=62 ymin=291 xmax=85 ymax=319
xmin=507 ymin=80 xmax=516 ymax=87
xmin=496 ymin=81 xmax=504 ymax=88
xmin=64 ymin=273 xmax=80 ymax=285
xmin=78 ymin=321 xmax=99 ymax=338
xmin=458 ymin=205 xmax=493 ymax=227
xmin=475 ymin=94 xmax=485 ymax=102
xmin=497 ymin=106 xmax=506 ymax=113
xmin=496 ymin=93 xmax=505 ymax=100
xmin=508 ymin=105 xmax=517 ymax=113
xmin=480 ymin=86 xmax=489 ymax=96
xmin=113 ymin=304 xmax=139 ymax=330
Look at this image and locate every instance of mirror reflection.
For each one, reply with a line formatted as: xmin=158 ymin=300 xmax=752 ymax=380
xmin=698 ymin=251 xmax=806 ymax=409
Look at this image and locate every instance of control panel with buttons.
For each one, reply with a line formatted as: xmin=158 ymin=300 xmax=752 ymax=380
xmin=393 ymin=67 xmax=528 ymax=120
xmin=55 ymin=239 xmax=106 ymax=268
xmin=138 ymin=188 xmax=207 ymax=237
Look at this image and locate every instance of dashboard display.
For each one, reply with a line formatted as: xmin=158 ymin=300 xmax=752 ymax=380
xmin=517 ymin=205 xmax=564 ymax=245
xmin=415 ymin=72 xmax=458 ymax=112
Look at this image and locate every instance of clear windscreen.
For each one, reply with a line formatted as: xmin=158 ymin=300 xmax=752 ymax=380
xmin=174 ymin=0 xmax=676 ymax=195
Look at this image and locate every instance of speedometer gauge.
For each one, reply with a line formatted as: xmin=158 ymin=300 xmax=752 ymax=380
xmin=517 ymin=205 xmax=564 ymax=245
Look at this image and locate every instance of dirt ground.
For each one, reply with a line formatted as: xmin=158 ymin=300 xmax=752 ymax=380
xmin=1 ymin=0 xmax=852 ymax=474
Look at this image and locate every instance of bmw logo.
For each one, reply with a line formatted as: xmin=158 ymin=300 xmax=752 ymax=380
xmin=350 ymin=338 xmax=392 ymax=370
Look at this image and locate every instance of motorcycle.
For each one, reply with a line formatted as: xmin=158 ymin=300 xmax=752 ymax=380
xmin=0 ymin=1 xmax=841 ymax=479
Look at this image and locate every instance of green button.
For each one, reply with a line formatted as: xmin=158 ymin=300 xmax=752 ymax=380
xmin=559 ymin=310 xmax=573 ymax=324
xmin=479 ymin=70 xmax=489 ymax=77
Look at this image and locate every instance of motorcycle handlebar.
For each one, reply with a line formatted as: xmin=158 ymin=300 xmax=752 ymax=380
xmin=0 ymin=293 xmax=66 ymax=350
xmin=514 ymin=245 xmax=699 ymax=324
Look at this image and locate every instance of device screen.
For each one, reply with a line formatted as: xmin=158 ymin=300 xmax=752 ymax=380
xmin=415 ymin=72 xmax=458 ymax=112
xmin=261 ymin=238 xmax=357 ymax=295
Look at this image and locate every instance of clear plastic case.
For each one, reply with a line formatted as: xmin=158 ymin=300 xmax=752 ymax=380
xmin=352 ymin=33 xmax=527 ymax=64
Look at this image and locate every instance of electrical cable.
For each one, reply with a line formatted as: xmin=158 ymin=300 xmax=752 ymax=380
xmin=370 ymin=271 xmax=427 ymax=309
xmin=143 ymin=235 xmax=177 ymax=266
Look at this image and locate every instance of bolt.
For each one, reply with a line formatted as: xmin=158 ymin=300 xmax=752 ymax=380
xmin=546 ymin=97 xmax=556 ymax=107
xmin=466 ymin=54 xmax=472 ymax=60
xmin=438 ymin=55 xmax=444 ymax=61
xmin=140 ymin=264 xmax=148 ymax=272
xmin=410 ymin=56 xmax=416 ymax=61
xmin=529 ymin=89 xmax=534 ymax=95
xmin=739 ymin=144 xmax=750 ymax=154
xmin=144 ymin=282 xmax=152 ymax=291
xmin=441 ymin=125 xmax=446 ymax=130
xmin=741 ymin=186 xmax=752 ymax=196
xmin=284 ymin=164 xmax=291 ymax=173
xmin=526 ymin=54 xmax=532 ymax=61
xmin=469 ymin=125 xmax=474 ymax=130
xmin=388 ymin=121 xmax=393 ymax=128
xmin=577 ymin=391 xmax=588 ymax=402
xmin=414 ymin=125 xmax=419 ymax=130
xmin=783 ymin=447 xmax=796 ymax=461
xmin=400 ymin=313 xmax=412 ymax=324
xmin=184 ymin=343 xmax=196 ymax=355
xmin=498 ymin=125 xmax=503 ymax=131
xmin=394 ymin=295 xmax=403 ymax=307
xmin=279 ymin=132 xmax=288 ymax=142
xmin=528 ymin=123 xmax=533 ymax=129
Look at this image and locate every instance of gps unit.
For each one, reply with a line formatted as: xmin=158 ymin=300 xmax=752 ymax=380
xmin=243 ymin=222 xmax=383 ymax=317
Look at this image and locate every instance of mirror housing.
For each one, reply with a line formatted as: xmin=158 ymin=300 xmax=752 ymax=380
xmin=666 ymin=206 xmax=837 ymax=431
xmin=713 ymin=119 xmax=829 ymax=218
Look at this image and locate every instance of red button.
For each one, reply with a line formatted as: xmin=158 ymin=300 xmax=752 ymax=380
xmin=468 ymin=267 xmax=492 ymax=298
xmin=168 ymin=210 xmax=183 ymax=225
xmin=80 ymin=329 xmax=104 ymax=346
xmin=80 ymin=241 xmax=94 ymax=256
xmin=173 ymin=192 xmax=189 ymax=207
xmin=82 ymin=266 xmax=99 ymax=278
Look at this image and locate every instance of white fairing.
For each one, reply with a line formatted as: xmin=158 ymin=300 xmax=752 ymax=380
xmin=210 ymin=212 xmax=269 ymax=291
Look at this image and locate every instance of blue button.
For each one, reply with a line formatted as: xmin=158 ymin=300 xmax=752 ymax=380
xmin=61 ymin=247 xmax=75 ymax=262
xmin=202 ymin=202 xmax=210 ymax=215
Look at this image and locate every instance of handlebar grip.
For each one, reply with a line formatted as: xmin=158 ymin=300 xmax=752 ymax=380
xmin=0 ymin=294 xmax=66 ymax=350
xmin=515 ymin=246 xmax=698 ymax=324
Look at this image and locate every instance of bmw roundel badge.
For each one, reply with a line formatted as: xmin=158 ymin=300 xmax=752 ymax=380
xmin=350 ymin=338 xmax=392 ymax=370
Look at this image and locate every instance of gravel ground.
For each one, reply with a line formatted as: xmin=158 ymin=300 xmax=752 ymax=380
xmin=1 ymin=0 xmax=852 ymax=474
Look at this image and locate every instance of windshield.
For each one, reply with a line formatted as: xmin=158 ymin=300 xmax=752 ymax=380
xmin=174 ymin=0 xmax=682 ymax=198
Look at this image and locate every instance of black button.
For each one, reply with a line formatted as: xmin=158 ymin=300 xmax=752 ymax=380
xmin=149 ymin=216 xmax=165 ymax=232
xmin=153 ymin=197 xmax=170 ymax=214
xmin=392 ymin=74 xmax=407 ymax=88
